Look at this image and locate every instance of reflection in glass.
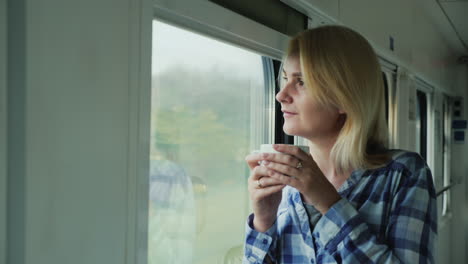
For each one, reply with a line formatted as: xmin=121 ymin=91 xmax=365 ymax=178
xmin=149 ymin=20 xmax=267 ymax=263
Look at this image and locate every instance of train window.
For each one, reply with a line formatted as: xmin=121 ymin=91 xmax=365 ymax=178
xmin=149 ymin=20 xmax=273 ymax=263
xmin=382 ymin=72 xmax=389 ymax=124
xmin=416 ymin=90 xmax=428 ymax=161
xmin=441 ymin=97 xmax=451 ymax=216
xmin=379 ymin=61 xmax=397 ymax=148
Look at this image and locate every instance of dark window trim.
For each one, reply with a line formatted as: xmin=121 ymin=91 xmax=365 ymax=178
xmin=417 ymin=90 xmax=428 ymax=161
xmin=273 ymin=60 xmax=294 ymax=144
xmin=382 ymin=72 xmax=389 ymax=124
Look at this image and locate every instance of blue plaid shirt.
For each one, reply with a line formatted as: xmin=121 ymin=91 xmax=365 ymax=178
xmin=243 ymin=150 xmax=437 ymax=263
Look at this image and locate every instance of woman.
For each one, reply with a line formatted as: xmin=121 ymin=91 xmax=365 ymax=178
xmin=243 ymin=26 xmax=436 ymax=264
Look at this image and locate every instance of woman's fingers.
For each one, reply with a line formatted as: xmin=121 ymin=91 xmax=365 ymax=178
xmin=251 ymin=165 xmax=268 ymax=180
xmin=246 ymin=155 xmax=286 ymax=229
xmin=245 ymin=145 xmax=310 ymax=171
xmin=255 ymin=175 xmax=283 ymax=188
xmin=263 ymin=161 xmax=300 ymax=178
xmin=245 ymin=152 xmax=267 ymax=169
xmin=245 ymin=145 xmax=314 ymax=191
xmin=266 ymin=169 xmax=301 ymax=187
xmin=249 ymin=166 xmax=285 ymax=191
xmin=257 ymin=152 xmax=302 ymax=168
xmin=250 ymin=166 xmax=283 ymax=184
xmin=249 ymin=180 xmax=285 ymax=201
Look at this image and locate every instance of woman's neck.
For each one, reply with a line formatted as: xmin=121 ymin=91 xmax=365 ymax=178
xmin=306 ymin=137 xmax=352 ymax=190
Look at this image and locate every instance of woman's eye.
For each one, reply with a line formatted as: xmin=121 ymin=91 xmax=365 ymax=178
xmin=297 ymin=79 xmax=304 ymax=86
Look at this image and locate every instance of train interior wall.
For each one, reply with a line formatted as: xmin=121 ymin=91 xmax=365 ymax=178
xmin=1 ymin=0 xmax=467 ymax=263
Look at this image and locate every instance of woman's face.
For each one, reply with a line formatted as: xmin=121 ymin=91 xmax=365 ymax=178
xmin=276 ymin=56 xmax=345 ymax=140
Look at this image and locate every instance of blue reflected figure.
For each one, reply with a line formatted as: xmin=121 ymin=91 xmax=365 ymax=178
xmin=148 ymin=154 xmax=196 ymax=264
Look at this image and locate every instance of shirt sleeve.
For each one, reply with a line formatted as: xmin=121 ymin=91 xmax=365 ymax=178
xmin=312 ymin=165 xmax=437 ymax=263
xmin=243 ymin=213 xmax=278 ymax=264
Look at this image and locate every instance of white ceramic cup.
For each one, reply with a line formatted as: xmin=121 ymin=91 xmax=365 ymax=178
xmin=254 ymin=144 xmax=309 ymax=154
xmin=253 ymin=144 xmax=309 ymax=177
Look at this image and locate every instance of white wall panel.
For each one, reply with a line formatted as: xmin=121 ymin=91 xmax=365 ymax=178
xmin=450 ymin=71 xmax=468 ymax=264
xmin=339 ymin=0 xmax=460 ymax=95
xmin=437 ymin=222 xmax=451 ymax=263
xmin=0 ymin=0 xmax=7 ymax=262
xmin=340 ymin=0 xmax=413 ymax=65
xmin=282 ymin=0 xmax=465 ymax=95
xmin=6 ymin=0 xmax=152 ymax=263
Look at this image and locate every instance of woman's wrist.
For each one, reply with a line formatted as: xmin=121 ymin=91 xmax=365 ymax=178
xmin=315 ymin=191 xmax=341 ymax=215
xmin=302 ymin=189 xmax=341 ymax=215
xmin=253 ymin=216 xmax=275 ymax=232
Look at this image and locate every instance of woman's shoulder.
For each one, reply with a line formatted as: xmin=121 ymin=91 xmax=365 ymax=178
xmin=384 ymin=150 xmax=436 ymax=197
xmin=386 ymin=149 xmax=428 ymax=172
xmin=368 ymin=149 xmax=431 ymax=182
xmin=365 ymin=149 xmax=434 ymax=195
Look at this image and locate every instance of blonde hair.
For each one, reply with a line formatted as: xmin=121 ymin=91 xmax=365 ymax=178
xmin=286 ymin=25 xmax=390 ymax=173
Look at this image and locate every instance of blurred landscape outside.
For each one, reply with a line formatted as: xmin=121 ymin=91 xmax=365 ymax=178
xmin=149 ymin=20 xmax=266 ymax=263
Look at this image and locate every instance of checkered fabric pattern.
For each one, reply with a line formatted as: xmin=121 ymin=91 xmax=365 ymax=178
xmin=243 ymin=150 xmax=437 ymax=264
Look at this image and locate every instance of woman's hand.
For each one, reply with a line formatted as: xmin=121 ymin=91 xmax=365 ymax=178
xmin=259 ymin=144 xmax=341 ymax=214
xmin=245 ymin=152 xmax=286 ymax=232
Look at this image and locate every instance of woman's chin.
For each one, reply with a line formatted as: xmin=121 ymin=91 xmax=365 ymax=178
xmin=283 ymin=124 xmax=301 ymax=137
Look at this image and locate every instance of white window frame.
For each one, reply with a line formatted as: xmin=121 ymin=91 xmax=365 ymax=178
xmin=153 ymin=0 xmax=288 ymax=60
xmin=380 ymin=59 xmax=398 ymax=149
xmin=414 ymin=78 xmax=435 ymax=172
xmin=143 ymin=1 xmax=290 ymax=263
xmin=441 ymin=95 xmax=453 ymax=218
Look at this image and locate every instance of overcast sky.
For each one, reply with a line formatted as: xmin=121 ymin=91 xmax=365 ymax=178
xmin=152 ymin=20 xmax=264 ymax=80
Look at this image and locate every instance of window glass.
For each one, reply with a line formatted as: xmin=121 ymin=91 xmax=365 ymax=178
xmin=442 ymin=97 xmax=451 ymax=216
xmin=149 ymin=20 xmax=269 ymax=263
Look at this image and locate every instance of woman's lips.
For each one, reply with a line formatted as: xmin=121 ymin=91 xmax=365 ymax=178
xmin=282 ymin=111 xmax=298 ymax=118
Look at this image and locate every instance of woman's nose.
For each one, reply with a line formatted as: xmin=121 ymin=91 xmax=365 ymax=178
xmin=276 ymin=83 xmax=292 ymax=103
